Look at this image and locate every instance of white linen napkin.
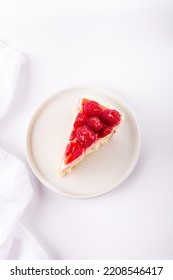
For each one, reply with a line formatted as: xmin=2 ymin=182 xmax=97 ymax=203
xmin=0 ymin=41 xmax=49 ymax=259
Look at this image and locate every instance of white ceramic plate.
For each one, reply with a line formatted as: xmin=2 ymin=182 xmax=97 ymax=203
xmin=27 ymin=87 xmax=140 ymax=198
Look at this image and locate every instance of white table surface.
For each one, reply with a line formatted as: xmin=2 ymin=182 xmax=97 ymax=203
xmin=0 ymin=0 xmax=173 ymax=259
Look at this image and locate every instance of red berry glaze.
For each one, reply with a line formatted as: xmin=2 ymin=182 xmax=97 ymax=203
xmin=63 ymin=98 xmax=123 ymax=166
xmin=69 ymin=130 xmax=76 ymax=140
xmin=65 ymin=142 xmax=73 ymax=157
xmin=74 ymin=112 xmax=88 ymax=128
xmin=86 ymin=117 xmax=103 ymax=132
xmin=76 ymin=125 xmax=96 ymax=148
xmin=98 ymin=125 xmax=113 ymax=138
xmin=71 ymin=145 xmax=84 ymax=161
xmin=84 ymin=101 xmax=102 ymax=117
xmin=65 ymin=144 xmax=84 ymax=164
xmin=101 ymin=109 xmax=121 ymax=126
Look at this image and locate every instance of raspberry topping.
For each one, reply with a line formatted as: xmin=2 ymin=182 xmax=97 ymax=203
xmin=65 ymin=143 xmax=84 ymax=164
xmin=63 ymin=99 xmax=122 ymax=165
xmin=74 ymin=112 xmax=88 ymax=128
xmin=98 ymin=125 xmax=113 ymax=137
xmin=69 ymin=130 xmax=76 ymax=140
xmin=101 ymin=109 xmax=121 ymax=126
xmin=84 ymin=101 xmax=102 ymax=117
xmin=87 ymin=117 xmax=103 ymax=132
xmin=71 ymin=145 xmax=84 ymax=161
xmin=76 ymin=125 xmax=96 ymax=148
xmin=65 ymin=142 xmax=73 ymax=157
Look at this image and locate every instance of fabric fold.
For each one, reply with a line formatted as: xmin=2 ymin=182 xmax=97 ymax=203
xmin=0 ymin=41 xmax=49 ymax=259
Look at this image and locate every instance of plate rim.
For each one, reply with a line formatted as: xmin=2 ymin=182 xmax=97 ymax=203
xmin=26 ymin=86 xmax=141 ymax=198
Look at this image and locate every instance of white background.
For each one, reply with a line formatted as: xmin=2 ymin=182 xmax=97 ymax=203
xmin=0 ymin=0 xmax=173 ymax=259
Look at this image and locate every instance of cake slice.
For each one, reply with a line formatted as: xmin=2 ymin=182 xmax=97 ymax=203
xmin=58 ymin=97 xmax=124 ymax=176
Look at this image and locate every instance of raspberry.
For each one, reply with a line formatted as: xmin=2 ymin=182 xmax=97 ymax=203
xmin=76 ymin=125 xmax=96 ymax=148
xmin=84 ymin=101 xmax=102 ymax=117
xmin=74 ymin=112 xmax=88 ymax=128
xmin=71 ymin=145 xmax=84 ymax=161
xmin=65 ymin=142 xmax=73 ymax=156
xmin=101 ymin=109 xmax=121 ymax=126
xmin=98 ymin=125 xmax=113 ymax=138
xmin=65 ymin=144 xmax=84 ymax=164
xmin=87 ymin=117 xmax=103 ymax=132
xmin=69 ymin=130 xmax=76 ymax=140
